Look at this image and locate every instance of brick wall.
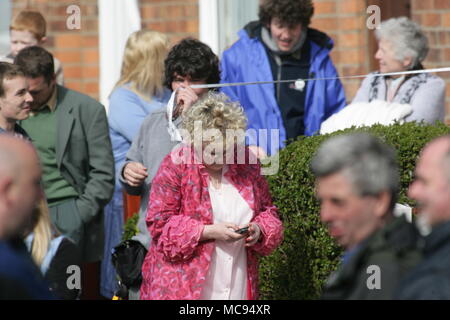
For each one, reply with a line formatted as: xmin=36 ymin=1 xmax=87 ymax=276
xmin=410 ymin=0 xmax=450 ymax=124
xmin=311 ymin=0 xmax=370 ymax=104
xmin=10 ymin=0 xmax=199 ymax=100
xmin=140 ymin=0 xmax=199 ymax=44
xmin=12 ymin=0 xmax=100 ymax=99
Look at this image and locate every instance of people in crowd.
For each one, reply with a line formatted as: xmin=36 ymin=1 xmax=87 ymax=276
xmin=311 ymin=133 xmax=420 ymax=299
xmin=0 ymin=10 xmax=64 ymax=85
xmin=352 ymin=17 xmax=445 ymax=124
xmin=102 ymin=30 xmax=171 ymax=299
xmin=0 ymin=135 xmax=53 ymax=299
xmin=120 ymin=38 xmax=220 ymax=299
xmin=0 ymin=62 xmax=32 ymax=138
xmin=14 ymin=46 xmax=115 ymax=298
xmin=395 ymin=135 xmax=450 ymax=299
xmin=24 ymin=198 xmax=81 ymax=299
xmin=220 ymin=0 xmax=346 ymax=155
xmin=140 ymin=92 xmax=283 ymax=300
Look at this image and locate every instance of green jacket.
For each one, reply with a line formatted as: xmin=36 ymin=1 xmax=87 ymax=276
xmin=321 ymin=216 xmax=421 ymax=300
xmin=22 ymin=85 xmax=115 ymax=262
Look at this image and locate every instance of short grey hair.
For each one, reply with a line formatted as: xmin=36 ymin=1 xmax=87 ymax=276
xmin=375 ymin=17 xmax=428 ymax=69
xmin=311 ymin=133 xmax=399 ymax=210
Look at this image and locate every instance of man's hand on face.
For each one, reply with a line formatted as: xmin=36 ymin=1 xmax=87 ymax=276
xmin=173 ymin=86 xmax=200 ymax=118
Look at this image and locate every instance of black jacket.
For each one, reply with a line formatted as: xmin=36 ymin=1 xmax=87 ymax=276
xmin=395 ymin=220 xmax=450 ymax=299
xmin=321 ymin=216 xmax=421 ymax=300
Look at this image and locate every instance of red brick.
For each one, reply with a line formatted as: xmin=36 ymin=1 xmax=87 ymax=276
xmin=65 ymin=81 xmax=82 ymax=92
xmin=82 ymin=35 xmax=98 ymax=48
xmin=412 ymin=0 xmax=435 ymax=10
xmin=82 ymin=49 xmax=99 ymax=64
xmin=426 ymin=48 xmax=442 ymax=62
xmin=310 ymin=17 xmax=339 ymax=31
xmin=337 ymin=16 xmax=365 ymax=31
xmin=185 ymin=4 xmax=198 ymax=18
xmin=55 ymin=34 xmax=82 ymax=49
xmin=342 ymin=80 xmax=361 ymax=100
xmin=443 ymin=12 xmax=450 ymax=27
xmin=53 ymin=50 xmax=82 ymax=64
xmin=141 ymin=5 xmax=160 ymax=20
xmin=338 ymin=49 xmax=363 ymax=64
xmin=444 ymin=49 xmax=450 ymax=61
xmin=83 ymin=81 xmax=99 ymax=95
xmin=63 ymin=66 xmax=82 ymax=79
xmin=82 ymin=66 xmax=99 ymax=79
xmin=422 ymin=13 xmax=441 ymax=27
xmin=165 ymin=5 xmax=185 ymax=19
xmin=338 ymin=32 xmax=362 ymax=48
xmin=314 ymin=1 xmax=337 ymax=15
xmin=435 ymin=0 xmax=450 ymax=9
xmin=48 ymin=20 xmax=68 ymax=32
xmin=339 ymin=0 xmax=365 ymax=14
xmin=186 ymin=19 xmax=199 ymax=34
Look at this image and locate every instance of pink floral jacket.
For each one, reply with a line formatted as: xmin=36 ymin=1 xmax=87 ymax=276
xmin=140 ymin=145 xmax=283 ymax=300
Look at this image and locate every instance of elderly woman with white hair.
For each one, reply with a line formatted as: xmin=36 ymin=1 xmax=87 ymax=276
xmin=352 ymin=17 xmax=445 ymax=124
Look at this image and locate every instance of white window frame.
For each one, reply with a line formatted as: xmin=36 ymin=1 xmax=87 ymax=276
xmin=199 ymin=0 xmax=259 ymax=57
xmin=0 ymin=0 xmax=12 ymax=56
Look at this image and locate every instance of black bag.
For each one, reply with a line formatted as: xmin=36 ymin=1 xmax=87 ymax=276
xmin=111 ymin=239 xmax=147 ymax=288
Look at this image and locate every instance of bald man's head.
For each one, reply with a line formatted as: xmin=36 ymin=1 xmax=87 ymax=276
xmin=408 ymin=135 xmax=450 ymax=228
xmin=0 ymin=135 xmax=42 ymax=240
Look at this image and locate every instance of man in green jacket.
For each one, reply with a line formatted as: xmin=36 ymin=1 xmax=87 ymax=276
xmin=15 ymin=47 xmax=114 ymax=270
xmin=311 ymin=133 xmax=420 ymax=300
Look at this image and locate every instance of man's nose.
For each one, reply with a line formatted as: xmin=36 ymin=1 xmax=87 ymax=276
xmin=280 ymin=28 xmax=292 ymax=39
xmin=25 ymin=91 xmax=33 ymax=103
xmin=408 ymin=180 xmax=420 ymax=200
xmin=320 ymin=203 xmax=334 ymax=223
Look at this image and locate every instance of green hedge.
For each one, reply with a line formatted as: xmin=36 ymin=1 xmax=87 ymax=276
xmin=259 ymin=122 xmax=450 ymax=300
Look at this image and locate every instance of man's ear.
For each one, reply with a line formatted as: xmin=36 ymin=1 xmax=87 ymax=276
xmin=373 ymin=191 xmax=392 ymax=218
xmin=0 ymin=177 xmax=14 ymax=210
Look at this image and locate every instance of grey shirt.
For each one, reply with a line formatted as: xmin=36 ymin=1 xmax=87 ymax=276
xmin=352 ymin=72 xmax=445 ymax=124
xmin=120 ymin=107 xmax=182 ymax=249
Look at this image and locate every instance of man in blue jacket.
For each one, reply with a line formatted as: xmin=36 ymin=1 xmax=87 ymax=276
xmin=221 ymin=0 xmax=346 ymax=155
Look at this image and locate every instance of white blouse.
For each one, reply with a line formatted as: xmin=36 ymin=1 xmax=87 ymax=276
xmin=200 ymin=168 xmax=253 ymax=300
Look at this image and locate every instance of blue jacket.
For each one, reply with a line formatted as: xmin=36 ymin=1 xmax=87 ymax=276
xmin=0 ymin=240 xmax=53 ymax=299
xmin=220 ymin=23 xmax=346 ymax=155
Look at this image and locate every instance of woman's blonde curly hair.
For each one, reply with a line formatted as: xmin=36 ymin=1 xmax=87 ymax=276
xmin=182 ymin=92 xmax=247 ymax=148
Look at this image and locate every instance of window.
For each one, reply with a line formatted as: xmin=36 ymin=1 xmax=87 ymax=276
xmin=0 ymin=0 xmax=12 ymax=56
xmin=199 ymin=0 xmax=259 ymax=57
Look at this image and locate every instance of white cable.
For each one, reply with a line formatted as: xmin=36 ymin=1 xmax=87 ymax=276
xmin=190 ymin=66 xmax=450 ymax=89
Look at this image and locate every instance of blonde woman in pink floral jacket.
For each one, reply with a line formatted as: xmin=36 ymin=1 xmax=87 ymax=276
xmin=140 ymin=92 xmax=283 ymax=300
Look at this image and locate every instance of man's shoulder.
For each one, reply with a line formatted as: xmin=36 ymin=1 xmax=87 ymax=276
xmin=57 ymin=85 xmax=103 ymax=109
xmin=223 ymin=22 xmax=261 ymax=55
xmin=140 ymin=107 xmax=167 ymax=127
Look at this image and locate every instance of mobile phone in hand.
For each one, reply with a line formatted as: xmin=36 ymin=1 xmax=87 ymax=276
xmin=235 ymin=226 xmax=249 ymax=234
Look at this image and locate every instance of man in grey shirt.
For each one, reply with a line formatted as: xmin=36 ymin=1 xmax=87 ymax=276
xmin=120 ymin=38 xmax=220 ymax=299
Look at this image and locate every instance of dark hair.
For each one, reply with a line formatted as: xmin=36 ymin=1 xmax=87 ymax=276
xmin=259 ymin=0 xmax=314 ymax=28
xmin=0 ymin=62 xmax=25 ymax=98
xmin=13 ymin=46 xmax=55 ymax=84
xmin=164 ymin=38 xmax=220 ymax=89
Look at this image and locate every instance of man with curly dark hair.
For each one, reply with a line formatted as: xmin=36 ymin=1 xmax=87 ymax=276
xmin=118 ymin=38 xmax=220 ymax=300
xmin=221 ymin=0 xmax=346 ymax=155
